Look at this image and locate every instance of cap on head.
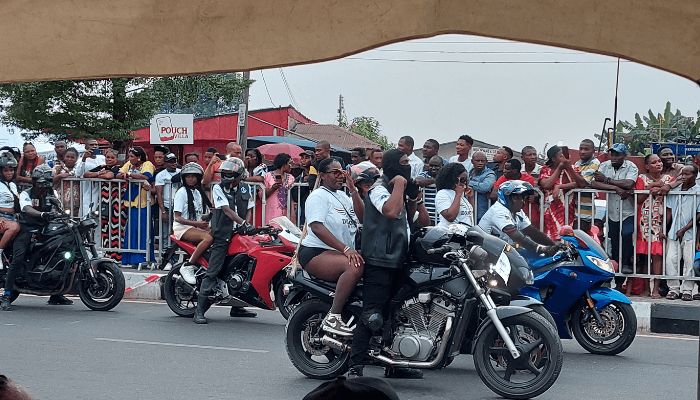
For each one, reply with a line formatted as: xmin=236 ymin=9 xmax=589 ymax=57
xmin=164 ymin=153 xmax=177 ymax=162
xmin=608 ymin=143 xmax=628 ymax=155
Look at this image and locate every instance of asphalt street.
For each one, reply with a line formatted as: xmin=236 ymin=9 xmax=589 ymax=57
xmin=0 ymin=296 xmax=697 ymax=400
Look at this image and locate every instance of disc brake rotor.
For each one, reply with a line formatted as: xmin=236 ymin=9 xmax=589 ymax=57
xmin=584 ymin=306 xmax=622 ymax=341
xmin=302 ymin=316 xmax=330 ymax=356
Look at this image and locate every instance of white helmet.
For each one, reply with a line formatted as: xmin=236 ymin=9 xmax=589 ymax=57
xmin=181 ymin=162 xmax=204 ymax=177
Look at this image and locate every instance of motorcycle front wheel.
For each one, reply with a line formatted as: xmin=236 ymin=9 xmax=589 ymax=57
xmin=78 ymin=261 xmax=125 ymax=311
xmin=474 ymin=312 xmax=563 ymax=400
xmin=163 ymin=264 xmax=197 ymax=317
xmin=571 ymin=301 xmax=636 ymax=355
xmin=285 ymin=299 xmax=349 ymax=379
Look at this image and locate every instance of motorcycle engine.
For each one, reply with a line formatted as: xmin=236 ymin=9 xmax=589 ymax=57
xmin=390 ymin=294 xmax=455 ymax=361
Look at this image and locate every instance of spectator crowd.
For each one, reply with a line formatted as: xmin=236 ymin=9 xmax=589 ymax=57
xmin=2 ymin=132 xmax=698 ymax=301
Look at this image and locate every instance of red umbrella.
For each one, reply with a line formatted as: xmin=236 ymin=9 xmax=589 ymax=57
xmin=257 ymin=143 xmax=305 ymax=164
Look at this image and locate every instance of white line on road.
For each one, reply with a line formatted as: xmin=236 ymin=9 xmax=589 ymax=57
xmin=94 ymin=338 xmax=269 ymax=353
xmin=3 ymin=323 xmax=16 ymax=326
xmin=637 ymin=334 xmax=698 ymax=342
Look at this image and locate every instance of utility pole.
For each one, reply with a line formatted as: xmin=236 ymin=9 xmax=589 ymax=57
xmin=337 ymin=94 xmax=347 ymax=127
xmin=238 ymin=71 xmax=251 ymax=153
xmin=612 ymin=58 xmax=621 ymax=144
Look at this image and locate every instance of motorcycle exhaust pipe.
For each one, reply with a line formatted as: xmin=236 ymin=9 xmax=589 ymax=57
xmin=368 ymin=317 xmax=453 ymax=368
xmin=321 ymin=336 xmax=351 ymax=352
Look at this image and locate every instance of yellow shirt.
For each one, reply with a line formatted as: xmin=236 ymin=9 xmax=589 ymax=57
xmin=119 ymin=161 xmax=155 ymax=208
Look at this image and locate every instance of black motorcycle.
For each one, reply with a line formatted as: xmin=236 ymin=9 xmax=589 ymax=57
xmin=284 ymin=225 xmax=563 ymax=399
xmin=0 ymin=204 xmax=125 ymax=311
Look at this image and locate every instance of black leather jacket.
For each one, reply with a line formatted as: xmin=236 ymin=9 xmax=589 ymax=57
xmin=360 ymin=177 xmax=409 ymax=269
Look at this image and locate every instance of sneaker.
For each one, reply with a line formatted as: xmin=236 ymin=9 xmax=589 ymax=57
xmin=346 ymin=366 xmax=364 ymax=379
xmin=163 ymin=262 xmax=173 ymax=271
xmin=0 ymin=296 xmax=12 ymax=311
xmin=180 ymin=263 xmax=197 ymax=285
xmin=322 ymin=313 xmax=355 ymax=336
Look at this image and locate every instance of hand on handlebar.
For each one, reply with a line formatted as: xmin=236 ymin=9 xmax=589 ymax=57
xmin=42 ymin=211 xmax=65 ymax=221
xmin=541 ymin=243 xmax=567 ymax=257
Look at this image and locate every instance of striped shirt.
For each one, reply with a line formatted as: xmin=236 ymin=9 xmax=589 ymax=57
xmin=574 ymin=158 xmax=600 ymax=220
xmin=418 ymin=170 xmax=438 ymax=224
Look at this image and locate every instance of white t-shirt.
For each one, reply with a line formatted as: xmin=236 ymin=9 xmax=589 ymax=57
xmin=76 ymin=155 xmax=106 ymax=217
xmin=155 ymin=168 xmax=181 ymax=208
xmin=478 ymin=202 xmax=531 ymax=244
xmin=408 ymin=153 xmax=424 ymax=179
xmin=19 ymin=189 xmax=59 ymax=210
xmin=302 ymin=187 xmax=358 ymax=250
xmin=449 ymin=155 xmax=474 ymax=174
xmin=434 ymin=189 xmax=474 ymax=228
xmin=212 ymin=184 xmax=255 ymax=210
xmin=368 ymin=184 xmax=411 ymax=243
xmin=0 ymin=181 xmax=18 ymax=209
xmin=173 ymin=186 xmax=204 ymax=221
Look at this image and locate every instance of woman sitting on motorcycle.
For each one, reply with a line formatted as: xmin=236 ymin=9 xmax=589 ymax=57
xmin=300 ymin=158 xmax=365 ymax=336
xmin=173 ymin=162 xmax=213 ymax=284
xmin=434 ymin=162 xmax=475 ymax=228
xmin=0 ymin=151 xmax=21 ymax=270
xmin=478 ymin=180 xmax=561 ymax=256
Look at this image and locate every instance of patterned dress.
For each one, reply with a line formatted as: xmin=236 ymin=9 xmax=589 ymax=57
xmin=538 ymin=165 xmax=574 ymax=241
xmin=100 ymin=165 xmax=127 ymax=262
xmin=635 ymin=174 xmax=674 ymax=256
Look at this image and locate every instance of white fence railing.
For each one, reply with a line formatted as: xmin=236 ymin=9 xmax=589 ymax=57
xmin=49 ymin=177 xmax=699 ymax=286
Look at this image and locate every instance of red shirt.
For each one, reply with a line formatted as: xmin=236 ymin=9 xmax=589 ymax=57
xmin=494 ymin=172 xmax=536 ymax=188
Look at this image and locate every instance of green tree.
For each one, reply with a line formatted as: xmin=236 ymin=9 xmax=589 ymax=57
xmin=0 ymin=74 xmax=251 ymax=144
xmin=612 ymin=101 xmax=700 ymax=155
xmin=349 ymin=116 xmax=394 ymax=150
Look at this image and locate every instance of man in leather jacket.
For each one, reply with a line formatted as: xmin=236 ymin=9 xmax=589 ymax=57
xmin=1 ymin=164 xmax=72 ymax=311
xmin=347 ymin=149 xmax=430 ymax=379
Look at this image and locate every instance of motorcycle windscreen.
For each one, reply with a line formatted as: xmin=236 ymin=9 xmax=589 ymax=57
xmin=573 ymin=229 xmax=608 ymax=259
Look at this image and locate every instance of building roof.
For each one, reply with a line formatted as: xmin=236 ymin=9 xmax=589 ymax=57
xmin=292 ymin=124 xmax=381 ymax=150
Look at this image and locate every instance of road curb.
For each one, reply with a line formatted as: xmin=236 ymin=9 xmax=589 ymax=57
xmin=123 ymin=270 xmax=164 ymax=300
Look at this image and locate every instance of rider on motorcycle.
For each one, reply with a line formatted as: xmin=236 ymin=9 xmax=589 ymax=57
xmin=1 ymin=164 xmax=71 ymax=311
xmin=193 ymin=158 xmax=254 ymax=324
xmin=478 ymin=180 xmax=561 ymax=256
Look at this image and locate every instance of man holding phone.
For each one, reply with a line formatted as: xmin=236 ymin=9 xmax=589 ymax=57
xmin=76 ymin=139 xmax=106 ymax=218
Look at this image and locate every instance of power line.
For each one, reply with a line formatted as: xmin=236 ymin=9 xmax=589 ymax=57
xmin=259 ymin=70 xmax=277 ymax=107
xmin=278 ymin=68 xmax=299 ymax=108
xmin=374 ymin=49 xmax=587 ymax=55
xmin=345 ymin=57 xmax=628 ymax=64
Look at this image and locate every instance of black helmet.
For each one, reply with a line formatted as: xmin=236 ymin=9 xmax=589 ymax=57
xmin=31 ymin=164 xmax=54 ymax=188
xmin=0 ymin=150 xmax=18 ymax=169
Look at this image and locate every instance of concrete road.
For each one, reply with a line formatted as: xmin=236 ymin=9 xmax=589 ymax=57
xmin=1 ymin=297 xmax=697 ymax=400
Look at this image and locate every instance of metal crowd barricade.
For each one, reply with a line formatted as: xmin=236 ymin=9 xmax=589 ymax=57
xmin=287 ymin=182 xmax=310 ymax=228
xmin=470 ymin=186 xmax=545 ymax=230
xmin=565 ymin=188 xmax=700 ymax=284
xmin=55 ymin=177 xmax=155 ymax=268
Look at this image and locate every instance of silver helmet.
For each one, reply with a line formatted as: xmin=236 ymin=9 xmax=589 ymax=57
xmin=180 ymin=162 xmax=204 ymax=177
xmin=0 ymin=150 xmax=18 ymax=169
xmin=219 ymin=157 xmax=247 ymax=184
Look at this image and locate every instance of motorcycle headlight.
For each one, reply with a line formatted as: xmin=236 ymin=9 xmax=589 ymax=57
xmin=586 ymin=255 xmax=615 ymax=274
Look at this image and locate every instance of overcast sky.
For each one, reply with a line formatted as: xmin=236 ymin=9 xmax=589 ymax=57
xmin=248 ymin=34 xmax=699 ymax=156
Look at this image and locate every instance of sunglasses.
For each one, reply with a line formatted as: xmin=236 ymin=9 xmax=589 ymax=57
xmin=325 ymin=168 xmax=344 ymax=177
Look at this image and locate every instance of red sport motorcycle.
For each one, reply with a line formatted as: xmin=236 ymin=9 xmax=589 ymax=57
xmin=161 ymin=222 xmax=298 ymax=319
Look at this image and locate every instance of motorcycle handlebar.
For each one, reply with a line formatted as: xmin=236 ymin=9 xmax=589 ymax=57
xmin=427 ymin=245 xmax=453 ymax=255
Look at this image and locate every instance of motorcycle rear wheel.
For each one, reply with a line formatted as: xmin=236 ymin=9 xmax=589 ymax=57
xmin=163 ymin=264 xmax=197 ymax=317
xmin=78 ymin=261 xmax=125 ymax=311
xmin=285 ymin=299 xmax=350 ymax=379
xmin=474 ymin=312 xmax=563 ymax=400
xmin=571 ymin=301 xmax=636 ymax=355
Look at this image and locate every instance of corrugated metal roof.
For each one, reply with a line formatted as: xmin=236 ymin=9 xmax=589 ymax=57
xmin=292 ymin=124 xmax=381 ymax=150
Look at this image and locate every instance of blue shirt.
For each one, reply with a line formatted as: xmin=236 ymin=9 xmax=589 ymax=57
xmin=469 ymin=167 xmax=496 ymax=222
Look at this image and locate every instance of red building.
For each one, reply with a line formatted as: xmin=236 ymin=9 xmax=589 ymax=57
xmin=131 ymin=106 xmax=315 ymax=160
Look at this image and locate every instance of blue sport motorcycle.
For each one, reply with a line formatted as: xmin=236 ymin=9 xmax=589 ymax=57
xmin=515 ymin=229 xmax=636 ymax=355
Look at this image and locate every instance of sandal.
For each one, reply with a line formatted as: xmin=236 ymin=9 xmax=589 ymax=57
xmin=693 ymin=294 xmax=700 ymax=301
xmin=681 ymin=293 xmax=693 ymax=301
xmin=651 ymin=293 xmax=662 ymax=299
xmin=666 ymin=292 xmax=680 ymax=300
